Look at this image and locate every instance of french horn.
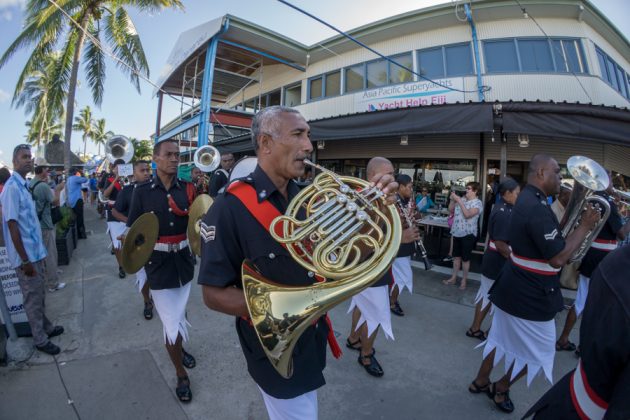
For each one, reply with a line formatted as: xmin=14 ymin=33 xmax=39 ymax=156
xmin=560 ymin=156 xmax=611 ymax=263
xmin=242 ymin=159 xmax=402 ymax=378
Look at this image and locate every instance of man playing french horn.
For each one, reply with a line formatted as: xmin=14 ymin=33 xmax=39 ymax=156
xmin=198 ymin=106 xmax=399 ymax=420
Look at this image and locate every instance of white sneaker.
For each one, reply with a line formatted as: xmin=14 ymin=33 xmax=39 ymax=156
xmin=48 ymin=282 xmax=66 ymax=292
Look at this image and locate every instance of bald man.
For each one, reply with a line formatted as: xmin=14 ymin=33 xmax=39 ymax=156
xmin=468 ymin=154 xmax=599 ymax=413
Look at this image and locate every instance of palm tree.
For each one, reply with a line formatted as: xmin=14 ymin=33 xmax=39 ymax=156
xmin=0 ymin=0 xmax=184 ymax=178
xmin=92 ymin=118 xmax=113 ymax=156
xmin=14 ymin=51 xmax=67 ymax=148
xmin=130 ymin=137 xmax=153 ymax=161
xmin=73 ymin=106 xmax=94 ymax=158
xmin=25 ymin=118 xmax=63 ymax=147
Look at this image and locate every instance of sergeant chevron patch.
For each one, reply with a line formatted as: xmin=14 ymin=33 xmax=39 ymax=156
xmin=200 ymin=222 xmax=216 ymax=242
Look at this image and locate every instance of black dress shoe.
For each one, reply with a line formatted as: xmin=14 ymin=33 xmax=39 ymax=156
xmin=390 ymin=302 xmax=404 ymax=316
xmin=36 ymin=341 xmax=60 ymax=355
xmin=182 ymin=349 xmax=196 ymax=369
xmin=47 ymin=326 xmax=64 ymax=338
xmin=118 ymin=267 xmax=126 ymax=278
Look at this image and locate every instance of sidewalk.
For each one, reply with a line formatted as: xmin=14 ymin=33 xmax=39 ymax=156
xmin=0 ymin=204 xmax=582 ymax=420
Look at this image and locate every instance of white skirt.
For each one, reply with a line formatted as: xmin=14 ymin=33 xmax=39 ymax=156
xmin=348 ymin=285 xmax=394 ymax=340
xmin=107 ymin=221 xmax=126 ymax=250
xmin=135 ymin=268 xmax=147 ymax=294
xmin=477 ymin=307 xmax=555 ymax=386
xmin=151 ymin=282 xmax=191 ymax=345
xmin=474 ymin=275 xmax=495 ymax=311
xmin=391 ymin=256 xmax=413 ymax=294
xmin=258 ymin=387 xmax=317 ymax=420
xmin=573 ymin=274 xmax=590 ymax=317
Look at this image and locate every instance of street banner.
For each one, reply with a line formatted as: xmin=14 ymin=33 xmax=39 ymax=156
xmin=355 ymin=78 xmax=465 ymax=112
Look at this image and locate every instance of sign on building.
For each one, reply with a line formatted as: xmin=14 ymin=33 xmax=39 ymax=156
xmin=355 ymin=78 xmax=465 ymax=112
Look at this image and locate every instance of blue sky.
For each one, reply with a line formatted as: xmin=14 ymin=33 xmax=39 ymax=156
xmin=0 ymin=0 xmax=628 ymax=167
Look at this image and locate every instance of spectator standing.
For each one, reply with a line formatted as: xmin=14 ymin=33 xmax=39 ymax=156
xmin=0 ymin=144 xmax=64 ymax=355
xmin=30 ymin=158 xmax=66 ymax=293
xmin=67 ymin=168 xmax=87 ymax=239
xmin=89 ymin=173 xmax=98 ymax=205
xmin=0 ymin=167 xmax=10 ymax=193
xmin=443 ymin=182 xmax=483 ymax=290
xmin=415 ymin=187 xmax=434 ymax=213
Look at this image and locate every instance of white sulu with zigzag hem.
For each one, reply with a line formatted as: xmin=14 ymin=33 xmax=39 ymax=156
xmin=348 ymin=285 xmax=394 ymax=340
xmin=151 ymin=282 xmax=192 ymax=345
xmin=476 ymin=307 xmax=555 ymax=386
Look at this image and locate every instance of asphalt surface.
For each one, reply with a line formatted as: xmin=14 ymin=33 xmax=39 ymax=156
xmin=0 ymin=204 xmax=581 ymax=420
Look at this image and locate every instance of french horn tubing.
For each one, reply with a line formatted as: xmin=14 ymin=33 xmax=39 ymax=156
xmin=242 ymin=159 xmax=402 ymax=379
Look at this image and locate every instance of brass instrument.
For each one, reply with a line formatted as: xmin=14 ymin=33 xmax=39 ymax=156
xmin=242 ymin=159 xmax=402 ymax=378
xmin=187 ymin=195 xmax=213 ymax=256
xmin=613 ymin=188 xmax=630 ymax=207
xmin=194 ymin=145 xmax=221 ymax=173
xmin=560 ymin=156 xmax=611 ymax=263
xmin=121 ymin=213 xmax=159 ymax=274
xmin=396 ymin=195 xmax=432 ymax=270
xmin=105 ymin=135 xmax=134 ymax=164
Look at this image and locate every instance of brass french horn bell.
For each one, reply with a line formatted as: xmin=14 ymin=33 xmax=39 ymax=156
xmin=121 ymin=213 xmax=159 ymax=274
xmin=188 ymin=195 xmax=214 ymax=256
xmin=242 ymin=159 xmax=402 ymax=379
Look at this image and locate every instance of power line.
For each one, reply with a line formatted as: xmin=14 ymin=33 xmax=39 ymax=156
xmin=277 ymin=0 xmax=491 ymax=95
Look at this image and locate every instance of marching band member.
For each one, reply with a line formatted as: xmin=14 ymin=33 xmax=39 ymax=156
xmin=466 ymin=178 xmax=520 ymax=341
xmin=126 ymin=140 xmax=197 ymax=402
xmin=190 ymin=166 xmax=209 ymax=196
xmin=389 ymin=174 xmax=420 ymax=317
xmin=346 ymin=157 xmax=417 ymax=377
xmin=208 ymin=152 xmax=234 ymax=197
xmin=524 ymin=244 xmax=630 ymax=419
xmin=102 ymin=158 xmax=127 ymax=278
xmin=468 ymin=154 xmax=599 ymax=413
xmin=111 ymin=160 xmax=153 ymax=320
xmin=198 ymin=106 xmax=398 ymax=419
xmin=556 ymin=173 xmax=630 ymax=353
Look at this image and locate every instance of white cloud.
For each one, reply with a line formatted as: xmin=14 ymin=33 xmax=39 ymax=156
xmin=0 ymin=0 xmax=24 ymax=8
xmin=0 ymin=89 xmax=10 ymax=103
xmin=0 ymin=9 xmax=12 ymax=20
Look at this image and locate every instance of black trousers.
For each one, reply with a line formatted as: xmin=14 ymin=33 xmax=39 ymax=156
xmin=73 ymin=199 xmax=87 ymax=239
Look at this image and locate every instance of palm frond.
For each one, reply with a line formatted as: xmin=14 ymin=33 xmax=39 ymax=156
xmin=84 ymin=22 xmax=106 ymax=106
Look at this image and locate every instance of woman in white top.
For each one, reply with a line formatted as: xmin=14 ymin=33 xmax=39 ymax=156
xmin=443 ymin=182 xmax=483 ymax=290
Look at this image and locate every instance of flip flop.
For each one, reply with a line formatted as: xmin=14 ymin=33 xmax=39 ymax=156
xmin=465 ymin=328 xmax=486 ymax=341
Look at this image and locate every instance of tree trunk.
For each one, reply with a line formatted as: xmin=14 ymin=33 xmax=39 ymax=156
xmin=63 ymin=14 xmax=90 ymax=182
xmin=83 ymin=134 xmax=87 ymax=160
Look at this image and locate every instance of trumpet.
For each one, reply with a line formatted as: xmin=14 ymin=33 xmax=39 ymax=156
xmin=396 ymin=195 xmax=432 ymax=270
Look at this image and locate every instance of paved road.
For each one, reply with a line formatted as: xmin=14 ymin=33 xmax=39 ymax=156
xmin=0 ymin=205 xmax=581 ymax=420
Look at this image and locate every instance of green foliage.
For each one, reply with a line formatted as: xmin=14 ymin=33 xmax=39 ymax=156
xmin=55 ymin=206 xmax=75 ymax=236
xmin=130 ymin=138 xmax=153 ymax=161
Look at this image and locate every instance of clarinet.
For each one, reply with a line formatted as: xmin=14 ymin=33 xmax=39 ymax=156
xmin=396 ymin=195 xmax=432 ymax=270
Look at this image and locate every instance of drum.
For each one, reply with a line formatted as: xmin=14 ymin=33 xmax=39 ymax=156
xmin=228 ymin=156 xmax=258 ymax=182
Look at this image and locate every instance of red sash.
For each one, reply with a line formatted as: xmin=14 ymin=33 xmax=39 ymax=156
xmin=227 ymin=181 xmax=342 ymax=359
xmin=107 ymin=177 xmax=122 ymax=191
xmin=168 ymin=182 xmax=196 ymax=217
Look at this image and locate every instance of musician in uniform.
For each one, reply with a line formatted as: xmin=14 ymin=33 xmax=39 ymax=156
xmin=389 ymin=174 xmax=420 ymax=316
xmin=555 ymin=174 xmax=630 ymax=353
xmin=468 ymin=154 xmax=599 ymax=413
xmin=466 ymin=178 xmax=520 ymax=341
xmin=126 ymin=140 xmax=197 ymax=403
xmin=346 ymin=157 xmax=417 ymax=377
xmin=190 ymin=167 xmax=209 ymax=196
xmin=524 ymin=244 xmax=630 ymax=419
xmin=102 ymin=158 xmax=127 ymax=278
xmin=208 ymin=152 xmax=234 ymax=197
xmin=111 ymin=160 xmax=153 ymax=320
xmin=198 ymin=106 xmax=397 ymax=419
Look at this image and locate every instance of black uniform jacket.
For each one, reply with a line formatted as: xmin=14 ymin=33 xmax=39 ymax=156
xmin=113 ymin=183 xmax=135 ymax=218
xmin=524 ymin=245 xmax=630 ymax=419
xmin=490 ymin=185 xmax=566 ymax=321
xmin=198 ymin=165 xmax=329 ymax=399
xmin=579 ymin=192 xmax=623 ymax=278
xmin=209 ymin=168 xmax=229 ymax=198
xmin=126 ymin=175 xmax=194 ymax=290
xmin=481 ymin=201 xmax=513 ymax=281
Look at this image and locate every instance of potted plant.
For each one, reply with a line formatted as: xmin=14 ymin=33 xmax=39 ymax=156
xmin=56 ymin=207 xmax=75 ymax=265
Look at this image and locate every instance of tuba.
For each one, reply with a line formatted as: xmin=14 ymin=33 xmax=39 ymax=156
xmin=194 ymin=145 xmax=221 ymax=173
xmin=105 ymin=135 xmax=134 ymax=163
xmin=560 ymin=156 xmax=611 ymax=263
xmin=242 ymin=159 xmax=402 ymax=378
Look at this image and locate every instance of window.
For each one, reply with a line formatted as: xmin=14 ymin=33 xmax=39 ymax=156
xmin=596 ymin=46 xmax=630 ymax=100
xmin=345 ymin=64 xmax=364 ymax=93
xmin=367 ymin=59 xmax=388 ymax=88
xmin=268 ymin=90 xmax=281 ymax=107
xmin=418 ymin=43 xmax=474 ymax=78
xmin=284 ymin=83 xmax=301 ymax=107
xmin=325 ymin=70 xmax=341 ymax=97
xmin=244 ymin=98 xmax=257 ymax=112
xmin=484 ymin=40 xmax=519 ymax=73
xmin=309 ymin=77 xmax=323 ymax=100
xmin=519 ymin=39 xmax=554 ymax=72
xmin=389 ymin=53 xmax=413 ymax=84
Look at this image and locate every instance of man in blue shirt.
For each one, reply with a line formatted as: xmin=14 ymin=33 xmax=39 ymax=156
xmin=67 ymin=168 xmax=87 ymax=239
xmin=0 ymin=144 xmax=64 ymax=355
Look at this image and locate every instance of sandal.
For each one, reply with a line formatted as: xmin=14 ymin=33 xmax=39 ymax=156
xmin=346 ymin=337 xmax=361 ymax=351
xmin=468 ymin=380 xmax=490 ymax=394
xmin=555 ymin=340 xmax=577 ymax=352
xmin=182 ymin=349 xmax=196 ymax=369
xmin=143 ymin=301 xmax=153 ymax=320
xmin=390 ymin=302 xmax=404 ymax=317
xmin=176 ymin=376 xmax=192 ymax=403
xmin=487 ymin=383 xmax=514 ymax=413
xmin=358 ymin=349 xmax=384 ymax=377
xmin=465 ymin=328 xmax=486 ymax=341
